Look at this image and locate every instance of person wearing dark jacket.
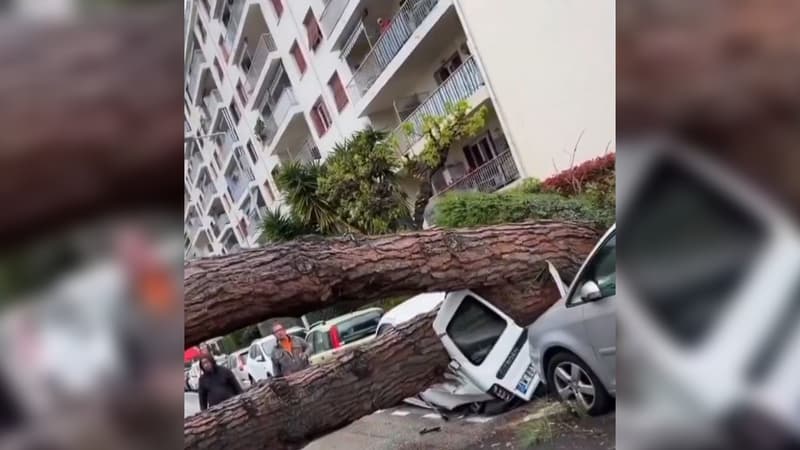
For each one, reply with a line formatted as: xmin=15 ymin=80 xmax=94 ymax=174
xmin=197 ymin=354 xmax=242 ymax=411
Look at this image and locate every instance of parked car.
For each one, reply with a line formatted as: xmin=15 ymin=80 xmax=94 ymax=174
xmin=186 ymin=360 xmax=201 ymax=391
xmin=306 ymin=307 xmax=383 ymax=365
xmin=245 ymin=326 xmax=307 ymax=382
xmin=227 ymin=349 xmax=251 ymax=389
xmin=527 ymin=225 xmax=616 ymax=415
xmin=378 ymin=292 xmax=498 ymax=411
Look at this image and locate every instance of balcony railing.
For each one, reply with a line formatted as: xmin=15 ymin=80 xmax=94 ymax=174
xmin=201 ymin=186 xmax=216 ymax=211
xmin=188 ymin=49 xmax=205 ymax=95
xmin=224 ymin=0 xmax=245 ymax=53
xmin=320 ymin=0 xmax=349 ymax=36
xmin=346 ymin=0 xmax=439 ymax=101
xmin=203 ymin=89 xmax=223 ymax=118
xmin=245 ymin=34 xmax=277 ymax=94
xmin=256 ymin=88 xmax=297 ymax=145
xmin=246 ymin=206 xmax=267 ymax=237
xmin=433 ymin=151 xmax=520 ymax=198
xmin=211 ymin=214 xmax=231 ymax=237
xmin=391 ymin=57 xmax=484 ymax=155
xmin=278 ymin=139 xmax=320 ymax=164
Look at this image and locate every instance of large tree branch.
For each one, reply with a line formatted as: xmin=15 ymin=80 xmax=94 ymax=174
xmin=184 ymin=221 xmax=600 ymax=347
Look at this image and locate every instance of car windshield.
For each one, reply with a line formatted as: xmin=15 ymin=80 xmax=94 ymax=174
xmin=446 ymin=296 xmax=507 ymax=365
xmin=337 ymin=310 xmax=382 ymax=345
xmin=260 ymin=340 xmax=276 ymax=357
xmin=620 ymin=159 xmax=764 ymax=345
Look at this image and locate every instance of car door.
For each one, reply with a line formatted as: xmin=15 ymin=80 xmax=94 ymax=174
xmin=249 ymin=344 xmax=267 ymax=380
xmin=433 ymin=290 xmax=539 ymax=402
xmin=569 ymin=232 xmax=617 ymax=389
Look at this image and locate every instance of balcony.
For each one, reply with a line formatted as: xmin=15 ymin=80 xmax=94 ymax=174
xmin=433 ymin=150 xmax=520 ymax=198
xmin=391 ymin=57 xmax=484 ymax=155
xmin=187 ymin=49 xmax=206 ymax=96
xmin=276 ymin=139 xmax=321 ymax=164
xmin=210 ymin=212 xmax=231 ymax=238
xmin=346 ymin=0 xmax=439 ymax=101
xmin=202 ymin=89 xmax=223 ymax=119
xmin=225 ymin=149 xmax=255 ymax=203
xmin=320 ymin=0 xmax=349 ymax=36
xmin=255 ymin=87 xmax=298 ymax=146
xmin=245 ymin=33 xmax=277 ymax=95
xmin=200 ymin=185 xmax=216 ymax=212
xmin=214 ymin=129 xmax=237 ymax=168
xmin=223 ymin=0 xmax=246 ymax=58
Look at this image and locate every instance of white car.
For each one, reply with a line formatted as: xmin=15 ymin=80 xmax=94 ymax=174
xmin=227 ymin=349 xmax=251 ymax=389
xmin=378 ymin=292 xmax=498 ymax=411
xmin=245 ymin=326 xmax=307 ymax=382
xmin=186 ymin=360 xmax=201 ymax=391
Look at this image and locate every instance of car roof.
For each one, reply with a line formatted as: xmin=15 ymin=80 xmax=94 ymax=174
xmin=309 ymin=307 xmax=383 ymax=332
xmin=379 ymin=292 xmax=446 ymax=328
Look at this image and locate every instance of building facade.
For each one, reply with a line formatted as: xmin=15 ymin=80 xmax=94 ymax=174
xmin=183 ymin=0 xmax=613 ymax=259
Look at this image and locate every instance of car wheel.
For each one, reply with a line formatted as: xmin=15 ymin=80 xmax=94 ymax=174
xmin=546 ymin=352 xmax=611 ymax=416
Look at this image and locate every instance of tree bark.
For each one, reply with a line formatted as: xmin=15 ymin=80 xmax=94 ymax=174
xmin=184 ymin=277 xmax=566 ymax=450
xmin=0 ymin=8 xmax=182 ymax=244
xmin=184 ymin=221 xmax=600 ymax=347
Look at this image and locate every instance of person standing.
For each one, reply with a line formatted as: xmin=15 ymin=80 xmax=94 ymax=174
xmin=270 ymin=323 xmax=312 ymax=377
xmin=197 ymin=354 xmax=242 ymax=411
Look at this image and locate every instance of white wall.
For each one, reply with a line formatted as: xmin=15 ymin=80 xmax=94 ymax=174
xmin=454 ymin=0 xmax=614 ymax=179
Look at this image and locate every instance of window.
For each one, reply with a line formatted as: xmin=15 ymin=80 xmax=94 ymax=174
xmin=196 ymin=19 xmax=207 ymax=41
xmin=229 ymin=101 xmax=241 ymax=124
xmin=434 ymin=52 xmax=464 ymax=85
xmin=463 ymin=133 xmax=498 ymax=170
xmin=246 ymin=141 xmax=258 ymax=165
xmin=328 ymin=72 xmax=348 ymax=112
xmin=270 ymin=0 xmax=283 ymax=17
xmin=303 ymin=10 xmax=323 ymax=51
xmin=310 ymin=98 xmax=332 ymax=136
xmin=568 ymin=234 xmax=617 ymax=306
xmin=263 ymin=182 xmax=275 ymax=203
xmin=337 ymin=311 xmax=382 ymax=345
xmin=290 ymin=42 xmax=307 ymax=75
xmin=236 ymin=81 xmax=248 ymax=105
xmin=260 ymin=341 xmax=276 ymax=358
xmin=446 ymin=296 xmax=507 ymax=365
xmin=240 ymin=45 xmax=252 ymax=73
xmin=213 ymin=57 xmax=224 ymax=81
xmin=309 ymin=331 xmax=331 ymax=355
xmin=622 ymin=159 xmax=764 ymax=345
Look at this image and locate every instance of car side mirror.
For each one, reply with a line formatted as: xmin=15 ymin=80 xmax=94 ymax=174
xmin=579 ymin=280 xmax=603 ymax=302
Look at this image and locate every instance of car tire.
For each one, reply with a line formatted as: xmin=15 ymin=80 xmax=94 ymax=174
xmin=546 ymin=352 xmax=611 ymax=416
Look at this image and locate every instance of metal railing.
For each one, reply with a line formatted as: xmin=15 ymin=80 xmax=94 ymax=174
xmin=246 ymin=206 xmax=267 ymax=237
xmin=211 ymin=213 xmax=230 ymax=238
xmin=224 ymin=0 xmax=245 ymax=53
xmin=245 ymin=33 xmax=277 ymax=94
xmin=272 ymin=88 xmax=298 ymax=128
xmin=433 ymin=151 xmax=520 ymax=198
xmin=278 ymin=138 xmax=320 ymax=164
xmin=390 ymin=57 xmax=484 ymax=155
xmin=320 ymin=0 xmax=349 ymax=36
xmin=346 ymin=0 xmax=439 ymax=101
xmin=202 ymin=89 xmax=222 ymax=118
xmin=188 ymin=49 xmax=205 ymax=95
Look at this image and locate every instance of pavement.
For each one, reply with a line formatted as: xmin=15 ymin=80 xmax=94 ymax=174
xmin=303 ymin=398 xmax=615 ymax=450
xmin=185 ymin=392 xmax=615 ymax=449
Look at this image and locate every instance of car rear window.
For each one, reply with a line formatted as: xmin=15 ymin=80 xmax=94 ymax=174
xmin=446 ymin=296 xmax=507 ymax=366
xmin=337 ymin=310 xmax=382 ymax=345
xmin=620 ymin=158 xmax=765 ymax=346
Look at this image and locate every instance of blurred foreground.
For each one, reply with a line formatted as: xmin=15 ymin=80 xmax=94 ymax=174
xmin=618 ymin=1 xmax=800 ymax=449
xmin=0 ymin=1 xmax=183 ymax=449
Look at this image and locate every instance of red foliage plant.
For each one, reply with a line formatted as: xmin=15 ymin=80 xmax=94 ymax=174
xmin=541 ymin=152 xmax=615 ymax=196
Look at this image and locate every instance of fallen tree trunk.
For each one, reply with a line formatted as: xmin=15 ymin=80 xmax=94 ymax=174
xmin=185 ymin=221 xmax=600 ymax=346
xmin=184 ymin=281 xmax=563 ymax=450
xmin=184 ymin=222 xmax=597 ymax=449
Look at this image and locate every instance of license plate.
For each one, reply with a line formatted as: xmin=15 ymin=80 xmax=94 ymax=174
xmin=516 ymin=364 xmax=537 ymax=393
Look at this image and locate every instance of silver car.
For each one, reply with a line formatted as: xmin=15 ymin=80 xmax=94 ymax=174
xmin=528 ymin=225 xmax=616 ymax=415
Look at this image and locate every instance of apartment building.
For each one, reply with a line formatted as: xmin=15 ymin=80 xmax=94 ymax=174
xmin=184 ymin=0 xmax=613 ymax=259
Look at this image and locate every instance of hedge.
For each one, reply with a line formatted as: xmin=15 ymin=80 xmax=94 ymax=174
xmin=432 ymin=190 xmax=613 ymax=229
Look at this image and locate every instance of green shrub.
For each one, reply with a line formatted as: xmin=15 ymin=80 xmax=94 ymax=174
xmin=432 ymin=190 xmax=612 ymax=229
